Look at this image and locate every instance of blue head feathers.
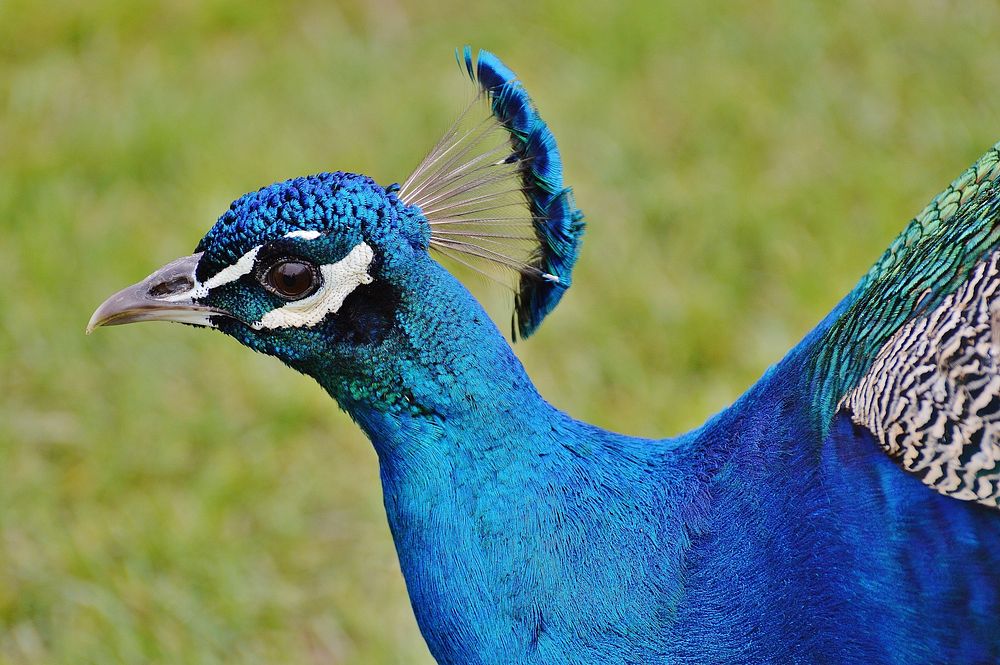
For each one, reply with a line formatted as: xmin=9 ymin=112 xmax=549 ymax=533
xmin=195 ymin=172 xmax=427 ymax=280
xmin=95 ymin=47 xmax=585 ymax=410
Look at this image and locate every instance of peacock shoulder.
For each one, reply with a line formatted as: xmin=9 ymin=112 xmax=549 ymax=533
xmin=809 ymin=143 xmax=1000 ymax=508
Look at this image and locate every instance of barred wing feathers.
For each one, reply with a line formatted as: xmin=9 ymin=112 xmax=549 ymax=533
xmin=810 ymin=143 xmax=1000 ymax=508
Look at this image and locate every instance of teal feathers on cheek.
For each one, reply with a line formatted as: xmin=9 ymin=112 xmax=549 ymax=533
xmin=197 ymin=47 xmax=588 ymax=346
xmin=202 ymin=278 xmax=280 ymax=326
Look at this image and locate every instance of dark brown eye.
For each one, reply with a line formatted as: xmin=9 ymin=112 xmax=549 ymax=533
xmin=265 ymin=260 xmax=318 ymax=300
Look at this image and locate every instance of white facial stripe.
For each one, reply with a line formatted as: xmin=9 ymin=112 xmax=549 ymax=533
xmin=161 ymin=245 xmax=262 ymax=302
xmin=252 ymin=242 xmax=375 ymax=330
xmin=284 ymin=230 xmax=322 ymax=240
xmin=202 ymin=246 xmax=261 ymax=291
xmin=165 ymin=232 xmax=323 ymax=302
xmin=155 ymin=232 xmax=370 ymax=332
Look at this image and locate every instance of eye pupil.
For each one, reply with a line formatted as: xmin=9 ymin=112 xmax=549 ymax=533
xmin=267 ymin=260 xmax=315 ymax=299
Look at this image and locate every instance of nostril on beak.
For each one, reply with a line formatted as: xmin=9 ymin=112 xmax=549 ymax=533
xmin=149 ymin=275 xmax=194 ymax=298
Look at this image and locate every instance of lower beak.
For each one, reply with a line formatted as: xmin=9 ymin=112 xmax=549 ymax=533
xmin=87 ymin=253 xmax=228 ymax=333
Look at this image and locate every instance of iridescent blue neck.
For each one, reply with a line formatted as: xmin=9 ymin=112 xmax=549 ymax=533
xmin=311 ymin=252 xmax=556 ymax=464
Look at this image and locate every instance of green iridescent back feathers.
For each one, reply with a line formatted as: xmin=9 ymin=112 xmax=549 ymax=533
xmin=810 ymin=143 xmax=1000 ymax=425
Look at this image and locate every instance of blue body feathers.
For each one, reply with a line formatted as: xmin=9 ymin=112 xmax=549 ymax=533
xmin=351 ymin=263 xmax=1000 ymax=663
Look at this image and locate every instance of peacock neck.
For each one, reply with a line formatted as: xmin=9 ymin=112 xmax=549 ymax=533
xmin=314 ymin=254 xmax=560 ymax=466
xmin=307 ymin=261 xmax=714 ymax=662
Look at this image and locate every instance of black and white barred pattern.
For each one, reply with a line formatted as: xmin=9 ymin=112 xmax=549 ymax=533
xmin=843 ymin=251 xmax=1000 ymax=508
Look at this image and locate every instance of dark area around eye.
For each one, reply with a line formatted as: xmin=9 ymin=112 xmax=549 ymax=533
xmin=324 ymin=279 xmax=399 ymax=346
xmin=261 ymin=259 xmax=319 ymax=300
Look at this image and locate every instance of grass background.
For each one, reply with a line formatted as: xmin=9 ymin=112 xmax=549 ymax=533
xmin=3 ymin=1 xmax=1000 ymax=662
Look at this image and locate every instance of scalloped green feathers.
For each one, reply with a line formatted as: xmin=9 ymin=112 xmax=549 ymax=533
xmin=810 ymin=143 xmax=1000 ymax=424
xmin=399 ymin=47 xmax=585 ymax=339
xmin=807 ymin=143 xmax=1000 ymax=507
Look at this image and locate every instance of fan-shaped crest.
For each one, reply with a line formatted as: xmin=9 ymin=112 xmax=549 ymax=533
xmin=399 ymin=47 xmax=585 ymax=339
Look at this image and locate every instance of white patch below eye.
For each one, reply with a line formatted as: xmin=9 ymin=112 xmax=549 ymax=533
xmin=252 ymin=242 xmax=375 ymax=330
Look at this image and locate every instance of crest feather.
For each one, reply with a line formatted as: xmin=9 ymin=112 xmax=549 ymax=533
xmin=399 ymin=47 xmax=585 ymax=339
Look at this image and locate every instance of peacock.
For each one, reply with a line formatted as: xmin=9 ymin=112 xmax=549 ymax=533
xmin=88 ymin=48 xmax=1000 ymax=664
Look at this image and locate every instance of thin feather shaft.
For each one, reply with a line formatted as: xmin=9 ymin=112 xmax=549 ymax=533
xmin=399 ymin=95 xmax=483 ymax=197
xmin=431 ymin=238 xmax=544 ymax=276
xmin=405 ymin=114 xmax=499 ymax=202
xmin=432 ymin=231 xmax=537 ymax=240
xmin=428 ymin=216 xmax=537 ymax=226
xmin=423 ymin=203 xmax=528 ymax=219
xmin=413 ymin=170 xmax=518 ymax=210
xmin=419 ymin=189 xmax=526 ymax=217
xmin=408 ymin=143 xmax=513 ymax=206
xmin=431 ymin=245 xmax=517 ymax=289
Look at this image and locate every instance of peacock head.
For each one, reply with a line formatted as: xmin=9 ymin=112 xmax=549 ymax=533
xmin=87 ymin=172 xmax=432 ymax=364
xmin=88 ymin=48 xmax=584 ymax=411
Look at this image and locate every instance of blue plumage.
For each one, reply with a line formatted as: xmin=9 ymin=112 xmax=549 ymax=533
xmin=89 ymin=49 xmax=1000 ymax=663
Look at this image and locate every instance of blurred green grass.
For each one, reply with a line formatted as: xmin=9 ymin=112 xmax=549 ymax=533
xmin=3 ymin=1 xmax=1000 ymax=662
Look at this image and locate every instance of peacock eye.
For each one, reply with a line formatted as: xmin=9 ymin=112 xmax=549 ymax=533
xmin=263 ymin=259 xmax=319 ymax=300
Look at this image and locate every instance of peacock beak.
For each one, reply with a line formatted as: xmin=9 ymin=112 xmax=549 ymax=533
xmin=87 ymin=253 xmax=228 ymax=333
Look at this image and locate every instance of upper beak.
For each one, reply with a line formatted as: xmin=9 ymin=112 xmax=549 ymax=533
xmin=87 ymin=252 xmax=228 ymax=334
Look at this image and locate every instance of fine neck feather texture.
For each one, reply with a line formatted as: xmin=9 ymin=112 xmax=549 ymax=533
xmin=304 ymin=245 xmax=853 ymax=662
xmin=303 ymin=247 xmax=1000 ymax=663
xmin=293 ymin=243 xmax=687 ymax=659
xmin=321 ymin=251 xmax=552 ymax=454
